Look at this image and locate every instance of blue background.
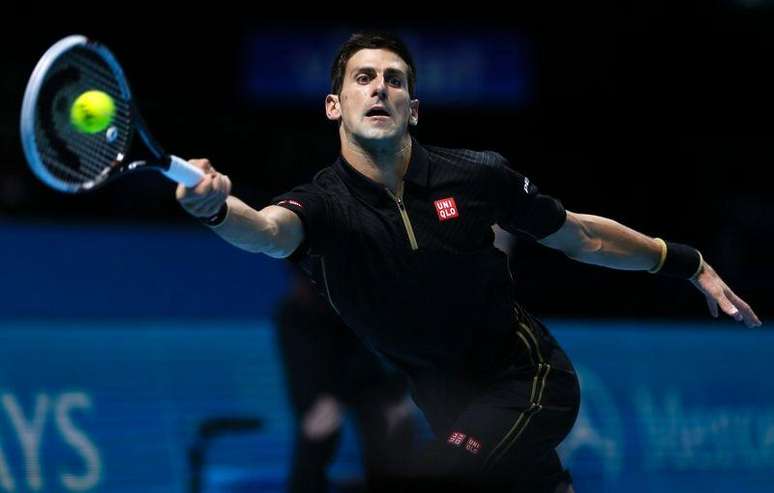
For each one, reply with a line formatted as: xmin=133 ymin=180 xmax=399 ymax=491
xmin=241 ymin=28 xmax=533 ymax=108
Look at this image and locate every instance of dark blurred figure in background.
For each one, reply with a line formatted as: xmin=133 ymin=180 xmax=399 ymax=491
xmin=274 ymin=266 xmax=416 ymax=493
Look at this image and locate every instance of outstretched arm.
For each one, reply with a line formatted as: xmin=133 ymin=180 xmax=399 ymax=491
xmin=175 ymin=159 xmax=304 ymax=259
xmin=538 ymin=211 xmax=762 ymax=327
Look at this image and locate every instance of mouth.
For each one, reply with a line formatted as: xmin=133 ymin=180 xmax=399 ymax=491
xmin=365 ymin=107 xmax=391 ymax=118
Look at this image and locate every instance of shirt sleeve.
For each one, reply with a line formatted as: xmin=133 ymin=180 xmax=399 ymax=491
xmin=486 ymin=152 xmax=567 ymax=240
xmin=271 ymin=183 xmax=331 ymax=257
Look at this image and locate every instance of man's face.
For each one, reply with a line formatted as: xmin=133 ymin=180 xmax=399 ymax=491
xmin=326 ymin=48 xmax=419 ymax=144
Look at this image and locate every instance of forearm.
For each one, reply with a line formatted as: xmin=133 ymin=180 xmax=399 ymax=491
xmin=209 ymin=196 xmax=282 ymax=255
xmin=562 ymin=213 xmax=663 ymax=271
xmin=174 ymin=159 xmax=303 ymax=257
xmin=539 ymin=211 xmax=759 ymax=325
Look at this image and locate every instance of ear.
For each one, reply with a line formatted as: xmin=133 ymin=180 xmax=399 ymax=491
xmin=409 ymin=98 xmax=420 ymax=126
xmin=325 ymin=94 xmax=341 ymax=121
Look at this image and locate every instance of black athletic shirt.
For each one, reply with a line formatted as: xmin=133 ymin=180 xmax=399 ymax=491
xmin=272 ymin=138 xmax=566 ymax=391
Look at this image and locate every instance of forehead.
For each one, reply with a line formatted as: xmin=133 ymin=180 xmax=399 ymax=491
xmin=345 ymin=48 xmax=409 ymax=74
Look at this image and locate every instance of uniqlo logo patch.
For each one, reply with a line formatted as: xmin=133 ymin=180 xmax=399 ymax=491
xmin=465 ymin=437 xmax=481 ymax=455
xmin=447 ymin=432 xmax=467 ymax=446
xmin=434 ymin=197 xmax=459 ymax=221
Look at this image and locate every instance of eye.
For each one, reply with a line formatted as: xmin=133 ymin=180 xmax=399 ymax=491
xmin=388 ymin=77 xmax=403 ymax=87
xmin=356 ymin=74 xmax=370 ymax=84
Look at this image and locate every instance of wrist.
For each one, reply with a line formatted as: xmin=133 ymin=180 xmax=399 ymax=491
xmin=649 ymin=238 xmax=703 ymax=279
xmin=199 ymin=202 xmax=229 ymax=227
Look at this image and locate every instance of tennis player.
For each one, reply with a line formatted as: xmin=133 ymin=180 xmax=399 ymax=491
xmin=176 ymin=32 xmax=761 ymax=492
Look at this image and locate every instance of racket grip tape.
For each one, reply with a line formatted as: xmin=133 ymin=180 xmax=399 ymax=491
xmin=163 ymin=155 xmax=206 ymax=187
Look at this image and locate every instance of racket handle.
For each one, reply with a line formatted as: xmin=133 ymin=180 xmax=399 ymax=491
xmin=163 ymin=155 xmax=206 ymax=187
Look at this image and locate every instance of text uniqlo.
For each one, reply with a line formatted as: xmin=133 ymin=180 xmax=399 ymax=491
xmin=465 ymin=437 xmax=481 ymax=454
xmin=447 ymin=432 xmax=466 ymax=446
xmin=434 ymin=197 xmax=459 ymax=221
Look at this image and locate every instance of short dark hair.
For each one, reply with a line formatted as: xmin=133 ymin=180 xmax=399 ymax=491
xmin=330 ymin=31 xmax=416 ymax=97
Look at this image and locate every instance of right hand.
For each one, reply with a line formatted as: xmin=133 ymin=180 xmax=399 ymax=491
xmin=175 ymin=159 xmax=232 ymax=218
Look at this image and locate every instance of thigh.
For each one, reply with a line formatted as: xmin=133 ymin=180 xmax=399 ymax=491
xmin=421 ymin=364 xmax=580 ymax=492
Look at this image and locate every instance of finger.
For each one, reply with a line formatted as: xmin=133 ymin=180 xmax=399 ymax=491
xmin=207 ymin=175 xmax=230 ymax=206
xmin=212 ymin=174 xmax=232 ymax=196
xmin=191 ymin=174 xmax=214 ymax=196
xmin=184 ymin=190 xmax=222 ymax=216
xmin=715 ymin=293 xmax=742 ymax=321
xmin=210 ymin=173 xmax=227 ymax=194
xmin=725 ymin=289 xmax=763 ymax=328
xmin=178 ymin=177 xmax=214 ymax=210
xmin=188 ymin=158 xmax=214 ymax=174
xmin=193 ymin=194 xmax=227 ymax=218
xmin=175 ymin=183 xmax=187 ymax=201
xmin=705 ymin=296 xmax=719 ymax=318
xmin=746 ymin=314 xmax=763 ymax=328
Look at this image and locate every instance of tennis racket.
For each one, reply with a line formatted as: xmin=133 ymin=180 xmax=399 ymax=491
xmin=20 ymin=34 xmax=205 ymax=193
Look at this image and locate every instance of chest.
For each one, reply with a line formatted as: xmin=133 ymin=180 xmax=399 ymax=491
xmin=339 ymin=184 xmax=497 ymax=256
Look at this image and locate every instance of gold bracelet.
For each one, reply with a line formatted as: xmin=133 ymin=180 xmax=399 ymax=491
xmin=690 ymin=251 xmax=704 ymax=280
xmin=648 ymin=237 xmax=668 ymax=274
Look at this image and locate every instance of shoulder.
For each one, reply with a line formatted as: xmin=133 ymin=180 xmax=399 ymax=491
xmin=281 ymin=166 xmax=343 ymax=201
xmin=307 ymin=166 xmax=346 ymax=194
xmin=273 ymin=165 xmax=342 ymax=213
xmin=425 ymin=145 xmax=509 ymax=171
xmin=424 ymin=144 xmax=513 ymax=184
xmin=311 ymin=166 xmax=339 ymax=186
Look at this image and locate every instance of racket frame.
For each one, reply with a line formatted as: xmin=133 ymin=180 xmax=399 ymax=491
xmin=20 ymin=35 xmax=203 ymax=193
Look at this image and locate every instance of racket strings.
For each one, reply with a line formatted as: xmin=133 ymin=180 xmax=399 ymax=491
xmin=69 ymin=51 xmax=123 ymax=91
xmin=37 ymin=90 xmax=124 ymax=180
xmin=39 ymin=147 xmax=95 ymax=182
xmin=50 ymin=81 xmax=126 ymax=172
xmin=60 ymin=50 xmax=132 ymax=160
xmin=33 ymin=69 xmax=100 ymax=184
xmin=34 ymin=47 xmax=133 ymax=188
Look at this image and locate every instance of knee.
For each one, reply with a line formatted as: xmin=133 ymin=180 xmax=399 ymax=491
xmin=302 ymin=394 xmax=343 ymax=441
xmin=382 ymin=396 xmax=414 ymax=433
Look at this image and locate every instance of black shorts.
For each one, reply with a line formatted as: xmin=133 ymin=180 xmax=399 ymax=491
xmin=403 ymin=306 xmax=581 ymax=493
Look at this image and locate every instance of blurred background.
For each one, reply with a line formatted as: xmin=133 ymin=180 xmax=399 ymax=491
xmin=1 ymin=5 xmax=772 ymax=492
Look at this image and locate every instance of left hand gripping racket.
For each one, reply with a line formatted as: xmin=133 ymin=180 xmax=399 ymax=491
xmin=20 ymin=34 xmax=205 ymax=193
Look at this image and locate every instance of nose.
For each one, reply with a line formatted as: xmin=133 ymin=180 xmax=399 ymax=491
xmin=372 ymin=76 xmax=388 ymax=100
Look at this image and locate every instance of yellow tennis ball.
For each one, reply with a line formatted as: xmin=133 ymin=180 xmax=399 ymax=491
xmin=70 ymin=90 xmax=115 ymax=134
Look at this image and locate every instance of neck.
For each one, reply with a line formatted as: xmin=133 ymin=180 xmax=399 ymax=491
xmin=340 ymin=132 xmax=412 ymax=193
